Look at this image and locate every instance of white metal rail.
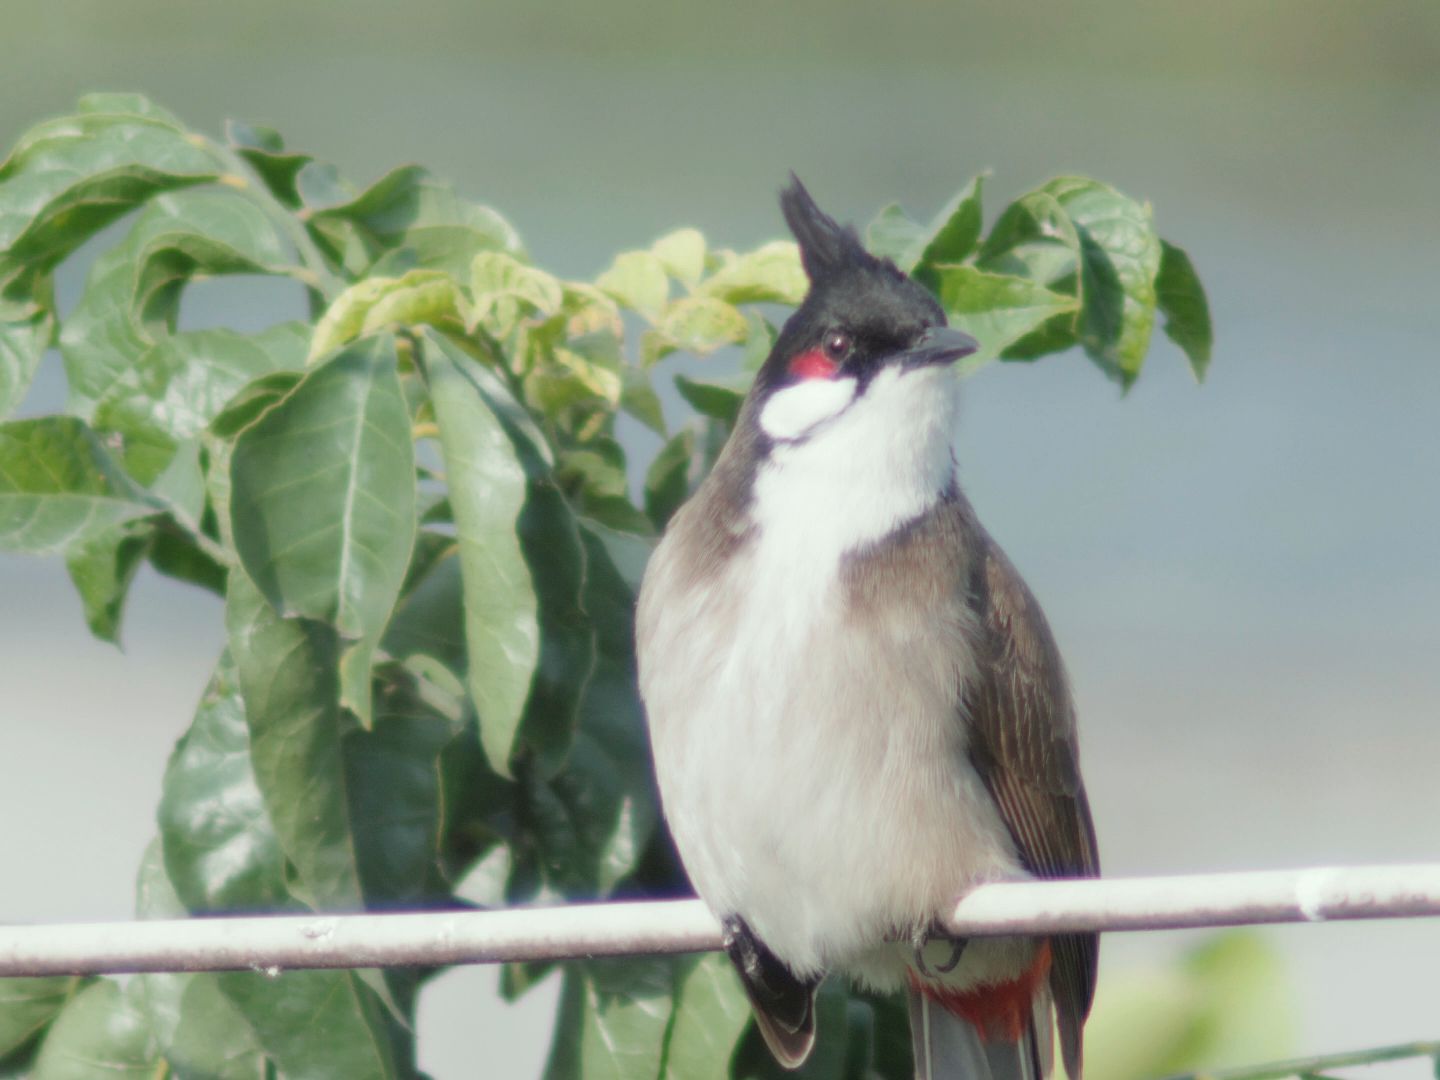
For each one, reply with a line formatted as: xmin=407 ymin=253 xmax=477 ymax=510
xmin=3 ymin=864 xmax=1439 ymax=978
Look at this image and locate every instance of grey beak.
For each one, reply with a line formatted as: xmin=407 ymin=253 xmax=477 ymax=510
xmin=899 ymin=326 xmax=980 ymax=370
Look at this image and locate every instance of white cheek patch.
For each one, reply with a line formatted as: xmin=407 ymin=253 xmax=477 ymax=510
xmin=759 ymin=377 xmax=858 ymax=441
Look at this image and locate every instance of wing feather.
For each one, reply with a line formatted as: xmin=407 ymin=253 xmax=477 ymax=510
xmin=964 ymin=538 xmax=1100 ymax=1080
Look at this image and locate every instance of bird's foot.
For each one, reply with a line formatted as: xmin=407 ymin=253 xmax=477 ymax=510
xmin=911 ymin=921 xmax=966 ymax=978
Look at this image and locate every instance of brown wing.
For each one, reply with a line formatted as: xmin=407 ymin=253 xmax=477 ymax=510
xmin=964 ymin=538 xmax=1100 ymax=1080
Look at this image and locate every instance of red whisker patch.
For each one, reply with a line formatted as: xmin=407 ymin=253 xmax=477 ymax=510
xmin=909 ymin=940 xmax=1052 ymax=1043
xmin=788 ymin=348 xmax=838 ymax=380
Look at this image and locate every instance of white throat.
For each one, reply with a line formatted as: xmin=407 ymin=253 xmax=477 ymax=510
xmin=752 ymin=364 xmax=960 ymax=558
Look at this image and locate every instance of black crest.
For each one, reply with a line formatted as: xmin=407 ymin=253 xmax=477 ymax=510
xmin=780 ymin=174 xmax=872 ymax=284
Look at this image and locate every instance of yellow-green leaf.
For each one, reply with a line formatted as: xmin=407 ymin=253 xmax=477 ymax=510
xmin=698 ymin=241 xmax=805 ymax=305
xmin=641 ymin=296 xmax=749 ymax=366
xmin=309 ymin=270 xmax=460 ymax=361
xmin=596 ymin=250 xmax=669 ymax=320
xmin=651 ymin=227 xmax=706 ymax=288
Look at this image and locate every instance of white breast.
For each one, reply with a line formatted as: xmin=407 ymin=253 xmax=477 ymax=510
xmin=639 ymin=365 xmax=1026 ymax=986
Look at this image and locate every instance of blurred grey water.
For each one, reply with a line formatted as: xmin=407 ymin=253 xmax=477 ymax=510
xmin=3 ymin=9 xmax=1439 ymax=1077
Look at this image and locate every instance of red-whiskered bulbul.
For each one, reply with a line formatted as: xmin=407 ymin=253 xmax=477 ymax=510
xmin=636 ymin=178 xmax=1099 ymax=1080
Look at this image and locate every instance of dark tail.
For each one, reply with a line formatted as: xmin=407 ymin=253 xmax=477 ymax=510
xmin=907 ymin=985 xmax=1053 ymax=1080
xmin=723 ymin=916 xmax=820 ymax=1068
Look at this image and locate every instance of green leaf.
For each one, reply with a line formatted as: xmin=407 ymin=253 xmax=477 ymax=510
xmin=661 ymin=954 xmax=752 ymax=1080
xmin=911 ymin=174 xmax=985 ymax=286
xmin=978 ymin=188 xmax=1082 ymax=286
xmin=858 ymin=989 xmax=915 ymax=1079
xmin=383 ymin=542 xmax=467 ymax=676
xmin=1047 ymin=177 xmax=1162 ymax=386
xmin=164 ymin=976 xmax=269 ymax=1080
xmin=644 ymin=428 xmax=695 ymax=532
xmin=556 ymin=282 xmax=624 ymax=341
xmin=0 ymin=977 xmax=79 ymax=1062
xmin=344 ymin=667 xmax=460 ymax=905
xmin=131 ymin=839 xmax=187 ymax=1042
xmin=1155 ymin=239 xmax=1213 ymax=380
xmin=551 ymin=345 xmax=623 ymax=407
xmin=561 ymin=527 xmax=658 ymax=893
xmin=63 ymin=517 xmax=153 ymax=644
xmin=30 ymin=980 xmax=159 ymax=1080
xmin=295 ymin=160 xmax=357 ymax=210
xmin=359 ymin=273 xmax=463 ymax=338
xmin=983 ymin=178 xmax=1163 ymax=387
xmin=139 ymin=803 xmax=273 ymax=1080
xmin=933 ymin=266 xmax=1080 ymax=366
xmin=501 ymin=525 xmax=655 ymax=901
xmin=0 ymin=417 xmax=156 ymax=554
xmin=92 ymin=322 xmax=309 ymax=481
xmin=59 ymin=188 xmax=298 ymax=416
xmin=149 ymin=435 xmax=207 ymax=522
xmin=225 ymin=570 xmax=362 ymax=909
xmin=229 ymin=333 xmax=416 ymax=725
xmin=217 ymin=970 xmax=402 ymax=1080
xmin=467 ymin=251 xmax=565 ymax=340
xmin=309 ymin=271 xmax=463 ymax=360
xmin=674 ymin=373 xmax=750 ymax=427
xmin=544 ymin=959 xmax=676 ymax=1080
xmin=306 ymin=164 xmax=521 ymax=277
xmin=509 ymin=490 xmax=593 ymax=777
xmin=597 ymin=250 xmax=670 ymax=320
xmin=652 ymin=228 xmax=706 ymax=288
xmin=525 ymin=347 xmax=624 ymax=423
xmin=0 ymin=94 xmax=217 ymax=284
xmin=620 ymin=365 xmax=666 ymax=437
xmin=735 ymin=979 xmax=857 ymax=1080
xmin=423 ymin=335 xmax=538 ymax=777
xmin=207 ymin=369 xmax=304 ymax=438
xmin=699 ymin=241 xmax=806 ymax=305
xmin=227 ymin=119 xmax=312 ymax=208
xmin=158 ymin=651 xmax=293 ymax=913
xmin=368 ymin=225 xmax=518 ymax=282
xmin=865 ymin=203 xmax=926 ymax=267
xmin=130 ymin=839 xmax=198 ymax=1067
xmin=558 ymin=441 xmax=646 ymax=534
xmin=0 ymin=284 xmax=54 ymax=420
xmin=424 ymin=331 xmax=594 ymax=777
xmin=135 ymin=833 xmax=186 ymax=921
xmin=642 ymin=296 xmax=750 ymax=365
xmin=867 ymin=178 xmax=985 ymax=286
xmin=740 ymin=311 xmax=778 ymax=372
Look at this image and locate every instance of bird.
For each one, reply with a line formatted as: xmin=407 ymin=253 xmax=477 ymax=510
xmin=636 ymin=176 xmax=1099 ymax=1080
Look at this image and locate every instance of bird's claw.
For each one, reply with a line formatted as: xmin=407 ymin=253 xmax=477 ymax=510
xmin=911 ymin=922 xmax=966 ymax=978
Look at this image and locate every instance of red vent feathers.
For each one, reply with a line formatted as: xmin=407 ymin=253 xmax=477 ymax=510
xmin=910 ymin=941 xmax=1053 ymax=1044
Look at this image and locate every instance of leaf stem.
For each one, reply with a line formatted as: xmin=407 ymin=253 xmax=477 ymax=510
xmin=202 ymin=140 xmax=345 ymax=300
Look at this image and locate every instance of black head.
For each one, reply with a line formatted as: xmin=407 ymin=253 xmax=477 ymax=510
xmin=754 ymin=176 xmax=975 ymax=398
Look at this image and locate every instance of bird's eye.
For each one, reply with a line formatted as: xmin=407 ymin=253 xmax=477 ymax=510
xmin=822 ymin=331 xmax=852 ymax=362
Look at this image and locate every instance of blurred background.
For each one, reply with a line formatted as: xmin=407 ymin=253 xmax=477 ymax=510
xmin=2 ymin=1 xmax=1438 ymax=1076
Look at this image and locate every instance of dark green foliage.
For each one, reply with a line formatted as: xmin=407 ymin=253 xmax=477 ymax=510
xmin=0 ymin=94 xmax=1210 ymax=1077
